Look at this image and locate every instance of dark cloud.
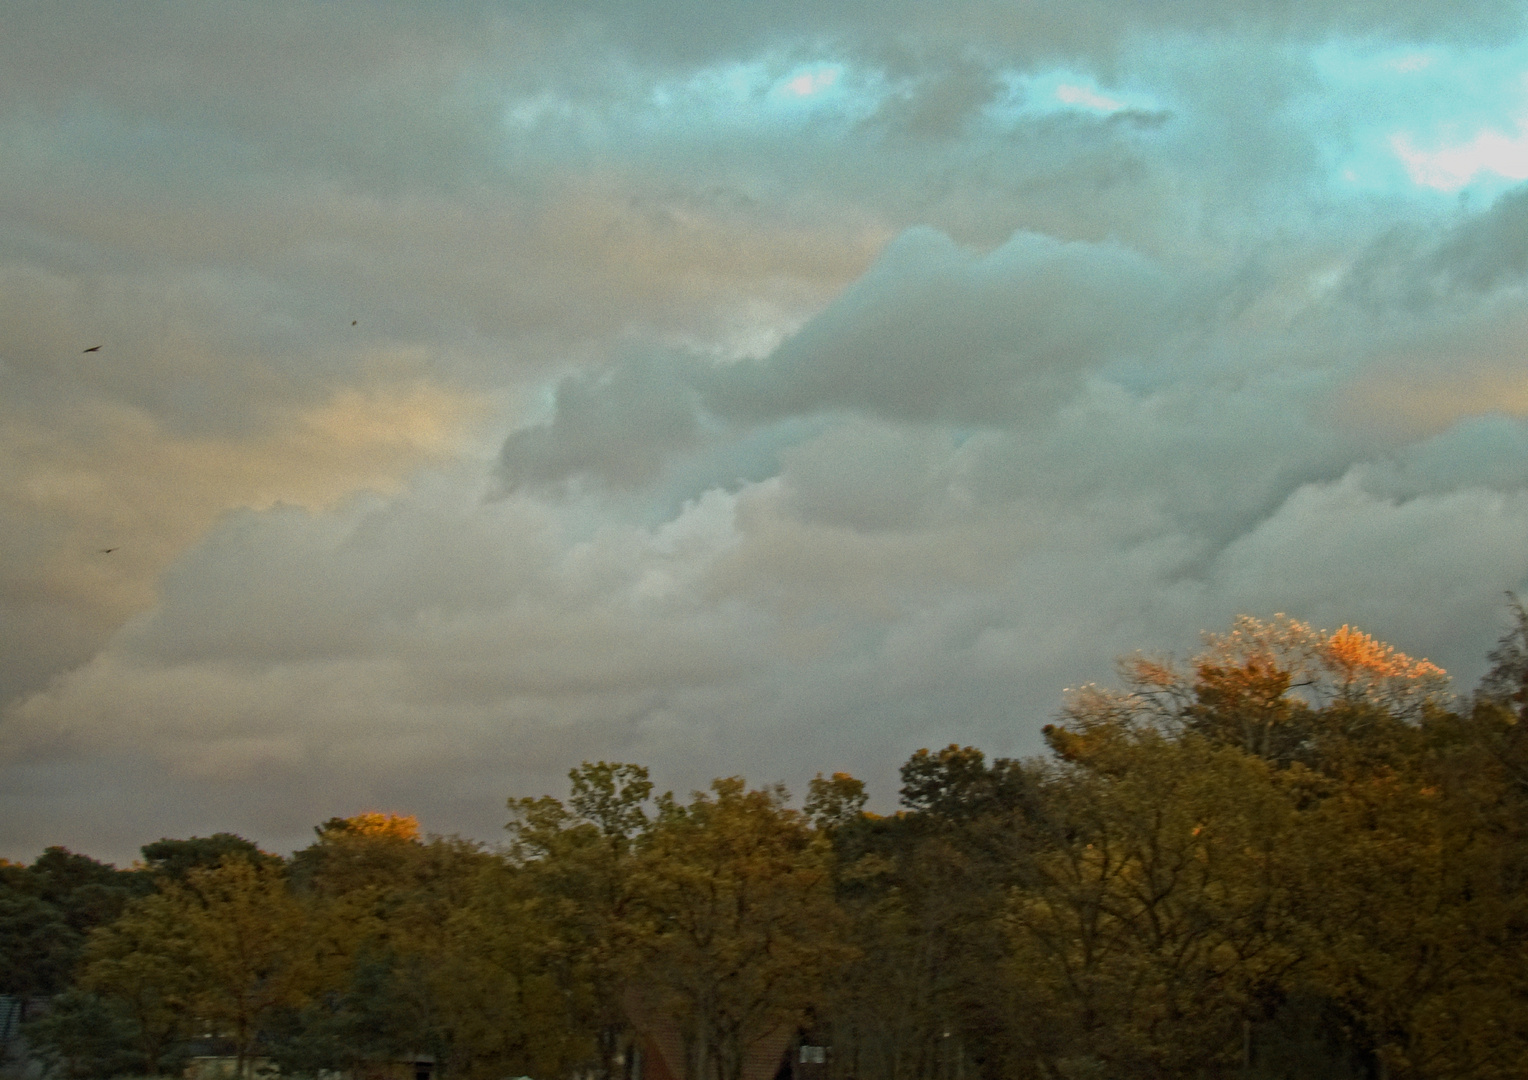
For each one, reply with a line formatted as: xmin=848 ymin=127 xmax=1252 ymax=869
xmin=1431 ymin=184 xmax=1528 ymax=292
xmin=865 ymin=59 xmax=1006 ymax=141
xmin=700 ymin=227 xmax=1183 ymax=426
xmin=495 ymin=225 xmax=1188 ymax=491
xmin=1338 ymin=185 xmax=1528 ymax=311
xmin=498 ymin=354 xmax=702 ymax=491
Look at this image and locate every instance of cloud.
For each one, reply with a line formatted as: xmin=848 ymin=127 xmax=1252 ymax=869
xmin=866 ymin=59 xmax=1005 ymax=141
xmin=1211 ymin=470 xmax=1528 ymax=664
xmin=702 ymin=226 xmax=1185 ymax=425
xmin=11 ymin=3 xmax=1528 ymax=865
xmin=498 ymin=354 xmax=702 ymax=491
xmin=1431 ymin=183 xmax=1528 ymax=291
xmin=0 ymin=379 xmax=484 ymax=704
xmin=495 ymin=224 xmax=1189 ymax=495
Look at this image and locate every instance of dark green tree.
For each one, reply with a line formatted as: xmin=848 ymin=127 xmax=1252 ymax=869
xmin=140 ymin=834 xmax=275 ymax=882
xmin=22 ymin=990 xmax=139 ymax=1080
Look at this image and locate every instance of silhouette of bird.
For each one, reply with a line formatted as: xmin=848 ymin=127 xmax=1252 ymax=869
xmin=99 ymin=548 xmax=116 ymax=554
xmin=83 ymin=346 xmax=102 ymax=353
xmin=351 ymin=320 xmax=357 ymax=326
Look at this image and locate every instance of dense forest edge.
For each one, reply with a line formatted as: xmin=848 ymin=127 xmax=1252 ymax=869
xmin=7 ymin=607 xmax=1528 ymax=1080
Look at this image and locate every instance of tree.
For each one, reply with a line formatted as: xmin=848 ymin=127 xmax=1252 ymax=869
xmin=429 ymin=862 xmax=595 ymax=1080
xmin=626 ymin=778 xmax=849 ymax=1080
xmin=279 ymin=813 xmax=507 ymax=1080
xmin=21 ymin=990 xmax=139 ymax=1080
xmin=1287 ymin=713 xmax=1528 ymax=1079
xmin=78 ymin=890 xmax=200 ymax=1076
xmin=0 ymin=847 xmax=146 ymax=1001
xmin=1055 ymin=614 xmax=1448 ymax=771
xmin=804 ymin=772 xmax=868 ymax=835
xmin=1010 ymin=730 xmax=1300 ymax=1078
xmin=803 ymin=751 xmax=1049 ymax=1080
xmin=1477 ymin=593 xmax=1528 ymax=723
xmin=1473 ymin=594 xmax=1528 ymax=799
xmin=141 ymin=834 xmax=274 ymax=882
xmin=288 ymin=813 xmax=429 ymax=901
xmin=899 ymin=746 xmax=1038 ymax=824
xmin=1034 ymin=613 xmax=1528 ymax=1079
xmin=0 ymin=887 xmax=76 ymax=999
xmin=174 ymin=857 xmax=319 ymax=1080
xmin=488 ymin=763 xmax=662 ymax=1079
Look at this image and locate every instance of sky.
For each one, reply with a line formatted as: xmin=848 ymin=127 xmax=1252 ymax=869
xmin=6 ymin=1 xmax=1528 ymax=865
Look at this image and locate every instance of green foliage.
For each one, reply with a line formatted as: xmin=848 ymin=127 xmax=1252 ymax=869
xmin=899 ymin=745 xmax=1037 ymax=824
xmin=0 ymin=848 xmax=145 ymax=999
xmin=263 ymin=947 xmax=436 ymax=1076
xmin=139 ymin=834 xmax=274 ymax=882
xmin=23 ymin=990 xmax=140 ymax=1080
xmin=0 ymin=888 xmax=76 ymax=998
xmin=78 ymin=890 xmax=198 ymax=1075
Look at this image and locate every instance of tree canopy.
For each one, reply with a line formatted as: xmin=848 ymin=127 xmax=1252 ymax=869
xmin=11 ymin=612 xmax=1528 ymax=1080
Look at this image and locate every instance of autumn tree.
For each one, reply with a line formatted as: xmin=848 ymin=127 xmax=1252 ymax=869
xmin=1288 ymin=737 xmax=1528 ymax=1079
xmin=499 ymin=763 xmax=657 ymax=1077
xmin=1031 ymin=613 xmax=1528 ymax=1079
xmin=1010 ymin=727 xmax=1300 ymax=1078
xmin=428 ymin=860 xmax=596 ymax=1080
xmin=1066 ymin=614 xmax=1449 ymax=770
xmin=174 ymin=856 xmax=319 ymax=1080
xmin=275 ymin=813 xmax=498 ymax=1078
xmin=77 ymin=890 xmax=200 ymax=1075
xmin=626 ymin=778 xmax=849 ymax=1080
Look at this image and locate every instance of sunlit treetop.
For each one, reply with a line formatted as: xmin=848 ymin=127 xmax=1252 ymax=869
xmin=1052 ymin=614 xmax=1453 ymax=768
xmin=1194 ymin=613 xmax=1450 ymax=717
xmin=315 ymin=812 xmax=421 ymax=843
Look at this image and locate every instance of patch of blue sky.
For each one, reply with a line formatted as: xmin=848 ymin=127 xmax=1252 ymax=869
xmin=628 ymin=57 xmax=881 ymax=134
xmin=499 ymin=55 xmax=891 ymax=158
xmin=1304 ymin=38 xmax=1528 ymax=198
xmin=984 ymin=68 xmax=1163 ymax=126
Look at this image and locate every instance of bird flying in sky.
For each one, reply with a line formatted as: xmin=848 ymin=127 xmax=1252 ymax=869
xmin=83 ymin=346 xmax=101 ymax=353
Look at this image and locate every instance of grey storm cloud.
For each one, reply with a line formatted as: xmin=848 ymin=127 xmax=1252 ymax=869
xmin=7 ymin=1 xmax=1528 ymax=863
xmin=699 ymin=227 xmax=1184 ymax=425
xmin=498 ymin=226 xmax=1186 ymax=492
xmin=1340 ymin=185 xmax=1528 ymax=310
xmin=864 ymin=59 xmax=1007 ymax=142
xmin=499 ymin=355 xmax=702 ymax=490
xmin=1431 ymin=184 xmax=1528 ymax=293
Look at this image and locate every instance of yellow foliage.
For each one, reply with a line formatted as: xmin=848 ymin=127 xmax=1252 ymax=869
xmin=1319 ymin=623 xmax=1449 ymax=714
xmin=333 ymin=811 xmax=421 ymax=841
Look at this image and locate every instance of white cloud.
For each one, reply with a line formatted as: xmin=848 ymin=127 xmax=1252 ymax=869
xmin=1392 ymin=125 xmax=1528 ymax=190
xmin=776 ymin=65 xmax=843 ymax=99
xmin=1054 ymin=83 xmax=1125 ymax=112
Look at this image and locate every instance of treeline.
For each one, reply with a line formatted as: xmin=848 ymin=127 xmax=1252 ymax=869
xmin=6 ymin=610 xmax=1528 ymax=1080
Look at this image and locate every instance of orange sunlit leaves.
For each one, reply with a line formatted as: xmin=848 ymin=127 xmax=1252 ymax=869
xmin=337 ymin=812 xmax=421 ymax=842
